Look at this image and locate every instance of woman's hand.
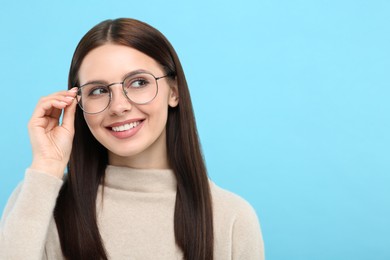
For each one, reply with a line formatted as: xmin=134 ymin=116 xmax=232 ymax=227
xmin=28 ymin=88 xmax=78 ymax=178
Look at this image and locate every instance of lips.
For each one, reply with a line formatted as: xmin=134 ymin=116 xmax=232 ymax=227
xmin=105 ymin=119 xmax=145 ymax=139
xmin=106 ymin=119 xmax=145 ymax=132
xmin=111 ymin=121 xmax=141 ymax=132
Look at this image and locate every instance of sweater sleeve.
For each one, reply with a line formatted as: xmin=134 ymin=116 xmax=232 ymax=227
xmin=231 ymin=201 xmax=265 ymax=260
xmin=0 ymin=169 xmax=63 ymax=260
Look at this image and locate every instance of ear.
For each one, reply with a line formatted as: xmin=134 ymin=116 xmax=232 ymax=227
xmin=168 ymin=84 xmax=179 ymax=107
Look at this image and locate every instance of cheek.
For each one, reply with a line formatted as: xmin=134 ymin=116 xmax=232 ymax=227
xmin=146 ymin=103 xmax=168 ymax=124
xmin=83 ymin=114 xmax=102 ymax=134
xmin=144 ymin=97 xmax=170 ymax=127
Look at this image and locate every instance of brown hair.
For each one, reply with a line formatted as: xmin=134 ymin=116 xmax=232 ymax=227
xmin=54 ymin=18 xmax=214 ymax=260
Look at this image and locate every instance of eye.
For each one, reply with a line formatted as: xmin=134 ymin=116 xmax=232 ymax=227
xmin=132 ymin=79 xmax=148 ymax=88
xmin=87 ymin=86 xmax=109 ymax=96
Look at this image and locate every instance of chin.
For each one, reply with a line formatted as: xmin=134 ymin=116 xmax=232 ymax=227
xmin=108 ymin=147 xmax=142 ymax=158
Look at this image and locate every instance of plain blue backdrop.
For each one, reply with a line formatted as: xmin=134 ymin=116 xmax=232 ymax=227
xmin=0 ymin=0 xmax=389 ymax=259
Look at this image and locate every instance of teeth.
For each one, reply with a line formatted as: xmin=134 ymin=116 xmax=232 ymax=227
xmin=112 ymin=121 xmax=141 ymax=132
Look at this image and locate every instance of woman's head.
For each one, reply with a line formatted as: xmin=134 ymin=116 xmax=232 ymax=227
xmin=76 ymin=43 xmax=179 ymax=168
xmin=68 ymin=18 xmax=192 ymax=167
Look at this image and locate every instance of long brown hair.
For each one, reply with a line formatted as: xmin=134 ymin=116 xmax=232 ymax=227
xmin=54 ymin=18 xmax=214 ymax=260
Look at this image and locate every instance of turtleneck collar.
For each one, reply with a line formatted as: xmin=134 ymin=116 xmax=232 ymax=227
xmin=103 ymin=165 xmax=177 ymax=193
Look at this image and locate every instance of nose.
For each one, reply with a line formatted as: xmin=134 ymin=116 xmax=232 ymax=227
xmin=107 ymin=84 xmax=132 ymax=115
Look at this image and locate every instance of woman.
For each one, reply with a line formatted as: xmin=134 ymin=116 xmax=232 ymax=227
xmin=0 ymin=18 xmax=264 ymax=259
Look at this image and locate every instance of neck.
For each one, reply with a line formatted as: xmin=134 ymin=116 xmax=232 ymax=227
xmin=108 ymin=143 xmax=170 ymax=170
xmin=109 ymin=153 xmax=170 ymax=169
xmin=103 ymin=165 xmax=177 ymax=192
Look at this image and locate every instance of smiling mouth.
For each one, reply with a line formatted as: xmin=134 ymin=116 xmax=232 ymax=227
xmin=111 ymin=120 xmax=142 ymax=132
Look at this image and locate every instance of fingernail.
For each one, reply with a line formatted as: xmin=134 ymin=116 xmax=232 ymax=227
xmin=65 ymin=96 xmax=75 ymax=100
xmin=69 ymin=87 xmax=78 ymax=92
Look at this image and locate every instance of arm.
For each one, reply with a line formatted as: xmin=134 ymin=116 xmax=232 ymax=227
xmin=0 ymin=88 xmax=77 ymax=259
xmin=0 ymin=170 xmax=63 ymax=259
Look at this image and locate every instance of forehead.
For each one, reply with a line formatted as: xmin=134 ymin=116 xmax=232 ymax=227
xmin=78 ymin=44 xmax=162 ymax=84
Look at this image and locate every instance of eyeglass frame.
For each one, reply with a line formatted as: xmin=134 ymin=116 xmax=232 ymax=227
xmin=75 ymin=71 xmax=174 ymax=114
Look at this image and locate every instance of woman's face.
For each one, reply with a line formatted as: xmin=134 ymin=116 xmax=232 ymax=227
xmin=78 ymin=44 xmax=178 ymax=169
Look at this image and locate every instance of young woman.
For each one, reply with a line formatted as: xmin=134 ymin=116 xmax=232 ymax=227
xmin=0 ymin=18 xmax=264 ymax=260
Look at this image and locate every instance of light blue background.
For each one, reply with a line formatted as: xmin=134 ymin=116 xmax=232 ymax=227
xmin=1 ymin=0 xmax=389 ymax=259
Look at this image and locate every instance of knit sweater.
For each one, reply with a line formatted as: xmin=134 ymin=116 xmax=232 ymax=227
xmin=0 ymin=166 xmax=264 ymax=259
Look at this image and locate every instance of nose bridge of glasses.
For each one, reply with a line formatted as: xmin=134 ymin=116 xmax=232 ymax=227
xmin=107 ymin=81 xmax=124 ymax=89
xmin=107 ymin=82 xmax=131 ymax=107
xmin=107 ymin=81 xmax=128 ymax=95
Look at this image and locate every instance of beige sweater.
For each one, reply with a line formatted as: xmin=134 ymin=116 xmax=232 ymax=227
xmin=0 ymin=166 xmax=264 ymax=259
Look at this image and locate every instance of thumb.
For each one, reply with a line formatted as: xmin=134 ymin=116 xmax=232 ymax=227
xmin=61 ymin=98 xmax=77 ymax=133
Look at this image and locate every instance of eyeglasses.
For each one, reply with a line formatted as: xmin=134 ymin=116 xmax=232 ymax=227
xmin=76 ymin=71 xmax=171 ymax=114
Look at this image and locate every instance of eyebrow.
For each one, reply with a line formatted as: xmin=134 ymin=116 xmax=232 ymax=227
xmin=79 ymin=69 xmax=151 ymax=87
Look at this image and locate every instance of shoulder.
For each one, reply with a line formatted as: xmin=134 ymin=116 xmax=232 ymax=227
xmin=209 ymin=181 xmax=265 ymax=259
xmin=209 ymin=180 xmax=262 ymax=234
xmin=210 ymin=181 xmax=258 ymax=219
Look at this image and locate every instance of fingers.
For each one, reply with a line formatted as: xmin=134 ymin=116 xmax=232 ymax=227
xmin=29 ymin=88 xmax=78 ymax=132
xmin=61 ymin=95 xmax=77 ymax=133
xmin=31 ymin=88 xmax=78 ymax=120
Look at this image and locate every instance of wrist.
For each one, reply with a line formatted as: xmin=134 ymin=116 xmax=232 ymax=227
xmin=30 ymin=159 xmax=67 ymax=179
